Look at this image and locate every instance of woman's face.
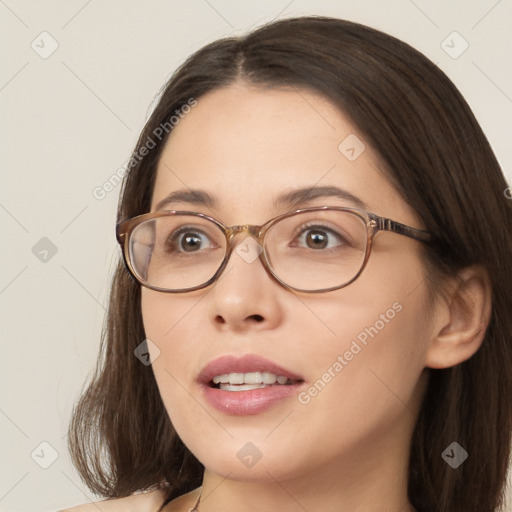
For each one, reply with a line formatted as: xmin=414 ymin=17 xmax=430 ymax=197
xmin=141 ymin=82 xmax=432 ymax=485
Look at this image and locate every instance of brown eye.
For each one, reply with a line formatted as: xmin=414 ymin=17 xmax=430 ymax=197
xmin=166 ymin=227 xmax=213 ymax=253
xmin=294 ymin=224 xmax=347 ymax=250
xmin=304 ymin=229 xmax=329 ymax=249
xmin=178 ymin=232 xmax=203 ymax=252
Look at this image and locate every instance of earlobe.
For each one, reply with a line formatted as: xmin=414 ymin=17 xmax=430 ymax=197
xmin=425 ymin=265 xmax=492 ymax=369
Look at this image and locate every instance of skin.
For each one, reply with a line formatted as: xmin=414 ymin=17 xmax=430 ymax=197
xmin=144 ymin=83 xmax=491 ymax=512
xmin=62 ymin=82 xmax=491 ymax=512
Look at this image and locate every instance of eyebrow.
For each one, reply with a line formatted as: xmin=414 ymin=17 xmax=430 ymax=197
xmin=274 ymin=186 xmax=367 ymax=210
xmin=154 ymin=185 xmax=367 ymax=212
xmin=155 ymin=189 xmax=216 ymax=212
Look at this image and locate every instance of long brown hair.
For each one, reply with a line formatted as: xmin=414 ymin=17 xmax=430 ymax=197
xmin=68 ymin=16 xmax=512 ymax=512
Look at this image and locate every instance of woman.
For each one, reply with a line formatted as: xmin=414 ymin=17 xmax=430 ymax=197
xmin=63 ymin=16 xmax=512 ymax=512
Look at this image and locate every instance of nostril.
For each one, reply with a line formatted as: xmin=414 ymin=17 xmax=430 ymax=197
xmin=214 ymin=315 xmax=226 ymax=325
xmin=214 ymin=314 xmax=264 ymax=325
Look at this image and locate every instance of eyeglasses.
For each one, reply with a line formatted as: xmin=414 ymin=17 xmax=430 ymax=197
xmin=116 ymin=207 xmax=432 ymax=294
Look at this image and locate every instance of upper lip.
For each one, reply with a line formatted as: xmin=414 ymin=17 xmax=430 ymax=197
xmin=197 ymin=354 xmax=305 ymax=385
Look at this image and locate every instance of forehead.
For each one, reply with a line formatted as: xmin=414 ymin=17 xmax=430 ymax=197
xmin=150 ymin=83 xmax=407 ymax=224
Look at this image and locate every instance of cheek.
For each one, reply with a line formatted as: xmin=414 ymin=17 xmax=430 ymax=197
xmin=141 ymin=290 xmax=186 ymax=339
xmin=141 ymin=288 xmax=210 ymax=352
xmin=285 ymin=301 xmax=428 ymax=477
xmin=140 ymin=288 xmax=209 ymax=396
xmin=296 ymin=254 xmax=430 ymax=430
xmin=141 ymin=291 xmax=210 ymax=450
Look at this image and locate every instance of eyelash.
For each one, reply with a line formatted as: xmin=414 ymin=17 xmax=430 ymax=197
xmin=165 ymin=226 xmax=215 ymax=253
xmin=291 ymin=222 xmax=349 ymax=250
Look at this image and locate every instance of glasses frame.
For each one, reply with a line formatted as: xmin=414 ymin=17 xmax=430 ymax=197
xmin=116 ymin=206 xmax=432 ymax=294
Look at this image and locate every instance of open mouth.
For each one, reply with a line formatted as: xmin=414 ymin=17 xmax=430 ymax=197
xmin=199 ymin=359 xmax=306 ymax=414
xmin=208 ymin=372 xmax=304 ymax=391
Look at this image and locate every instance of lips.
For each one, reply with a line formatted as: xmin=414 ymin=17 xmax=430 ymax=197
xmin=197 ymin=354 xmax=304 ymax=387
xmin=197 ymin=354 xmax=306 ymax=415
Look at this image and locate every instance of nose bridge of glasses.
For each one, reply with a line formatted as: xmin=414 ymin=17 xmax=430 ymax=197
xmin=226 ymin=224 xmax=262 ymax=241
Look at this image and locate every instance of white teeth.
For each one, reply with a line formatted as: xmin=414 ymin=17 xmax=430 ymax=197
xmin=228 ymin=372 xmax=244 ymax=384
xmin=220 ymin=383 xmax=268 ymax=391
xmin=212 ymin=372 xmax=290 ymax=385
xmin=261 ymin=372 xmax=277 ymax=384
xmin=244 ymin=371 xmax=263 ymax=384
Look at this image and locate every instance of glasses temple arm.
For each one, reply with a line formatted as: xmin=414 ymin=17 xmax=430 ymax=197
xmin=375 ymin=216 xmax=432 ymax=242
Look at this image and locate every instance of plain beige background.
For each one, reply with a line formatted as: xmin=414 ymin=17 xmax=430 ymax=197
xmin=1 ymin=1 xmax=511 ymax=511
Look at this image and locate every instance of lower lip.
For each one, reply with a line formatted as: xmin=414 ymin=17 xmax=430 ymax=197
xmin=200 ymin=382 xmax=304 ymax=415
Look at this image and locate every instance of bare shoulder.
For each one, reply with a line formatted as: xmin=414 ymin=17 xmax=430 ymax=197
xmin=159 ymin=488 xmax=201 ymax=512
xmin=59 ymin=488 xmax=167 ymax=512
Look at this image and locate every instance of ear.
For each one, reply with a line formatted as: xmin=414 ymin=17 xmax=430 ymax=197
xmin=425 ymin=265 xmax=492 ymax=369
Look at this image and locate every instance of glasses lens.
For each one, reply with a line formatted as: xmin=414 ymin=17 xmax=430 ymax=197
xmin=264 ymin=210 xmax=368 ymax=291
xmin=128 ymin=214 xmax=226 ymax=290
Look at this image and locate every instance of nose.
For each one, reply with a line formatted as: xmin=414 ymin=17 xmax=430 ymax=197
xmin=207 ymin=233 xmax=285 ymax=333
